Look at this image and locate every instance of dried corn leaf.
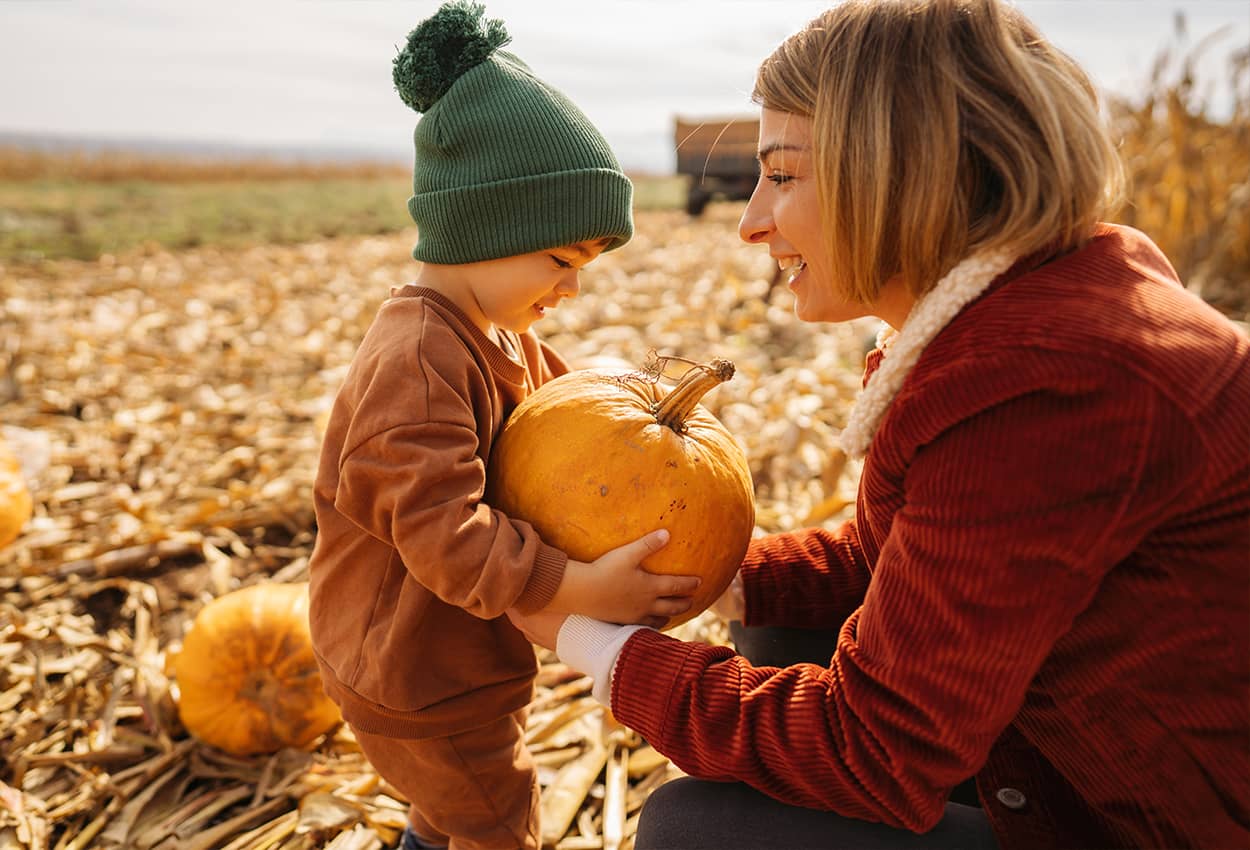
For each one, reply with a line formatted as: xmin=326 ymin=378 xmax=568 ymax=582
xmin=295 ymin=793 xmax=359 ymax=834
xmin=323 ymin=825 xmax=382 ymax=850
xmin=0 ymin=207 xmax=878 ymax=848
xmin=602 ymin=741 xmax=629 ymax=850
xmin=525 ymin=696 xmax=601 ymax=747
xmin=541 ymin=714 xmax=609 ymax=846
xmin=219 ymin=810 xmax=297 ymax=850
xmin=624 ymin=745 xmax=667 ymax=780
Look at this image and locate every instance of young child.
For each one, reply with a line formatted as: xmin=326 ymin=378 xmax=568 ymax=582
xmin=306 ymin=4 xmax=700 ymax=849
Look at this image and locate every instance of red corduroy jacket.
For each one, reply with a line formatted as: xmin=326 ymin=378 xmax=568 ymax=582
xmin=609 ymin=226 xmax=1250 ymax=849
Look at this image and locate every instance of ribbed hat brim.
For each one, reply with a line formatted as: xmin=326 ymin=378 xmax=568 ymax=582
xmin=409 ymin=168 xmax=634 ymax=264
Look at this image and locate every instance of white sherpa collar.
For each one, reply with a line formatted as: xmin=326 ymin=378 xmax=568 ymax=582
xmin=838 ymin=249 xmax=1017 ymax=459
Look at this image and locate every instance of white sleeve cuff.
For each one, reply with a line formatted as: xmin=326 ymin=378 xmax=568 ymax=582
xmin=556 ymin=615 xmax=648 ymax=706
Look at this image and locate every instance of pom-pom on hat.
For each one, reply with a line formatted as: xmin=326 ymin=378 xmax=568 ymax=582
xmin=393 ymin=1 xmax=633 ymax=264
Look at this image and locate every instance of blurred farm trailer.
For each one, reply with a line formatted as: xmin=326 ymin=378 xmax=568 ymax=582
xmin=674 ymin=116 xmax=759 ymax=215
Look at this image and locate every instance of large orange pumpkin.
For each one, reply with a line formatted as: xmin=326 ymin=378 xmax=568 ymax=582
xmin=487 ymin=357 xmax=755 ymax=628
xmin=0 ymin=438 xmax=32 ymax=550
xmin=174 ymin=581 xmax=341 ymax=756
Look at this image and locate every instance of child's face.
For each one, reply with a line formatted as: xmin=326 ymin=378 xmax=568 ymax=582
xmin=468 ymin=238 xmax=611 ymax=334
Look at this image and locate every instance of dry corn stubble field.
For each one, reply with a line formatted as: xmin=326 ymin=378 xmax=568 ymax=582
xmin=0 ymin=202 xmax=874 ymax=850
xmin=2 ymin=39 xmax=1248 ymax=844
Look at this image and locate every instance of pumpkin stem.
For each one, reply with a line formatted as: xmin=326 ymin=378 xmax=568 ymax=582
xmin=653 ymin=358 xmax=735 ymax=433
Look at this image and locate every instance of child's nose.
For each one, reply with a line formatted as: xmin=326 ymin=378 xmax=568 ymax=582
xmin=556 ymin=270 xmax=580 ymax=298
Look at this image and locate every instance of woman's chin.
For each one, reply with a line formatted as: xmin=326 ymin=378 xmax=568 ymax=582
xmin=792 ymin=297 xmax=825 ymax=323
xmin=790 ymin=277 xmax=828 ymax=322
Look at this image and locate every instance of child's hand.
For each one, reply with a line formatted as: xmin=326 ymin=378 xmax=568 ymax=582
xmin=548 ymin=529 xmax=700 ymax=628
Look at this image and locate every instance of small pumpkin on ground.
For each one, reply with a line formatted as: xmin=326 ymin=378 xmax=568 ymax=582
xmin=174 ymin=581 xmax=341 ymax=756
xmin=0 ymin=437 xmax=33 ymax=550
xmin=487 ymin=356 xmax=755 ymax=628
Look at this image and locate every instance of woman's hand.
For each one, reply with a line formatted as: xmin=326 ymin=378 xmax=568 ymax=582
xmin=506 ymin=607 xmax=567 ymax=651
xmin=547 ymin=529 xmax=700 ymax=628
xmin=711 ymin=569 xmax=744 ymax=622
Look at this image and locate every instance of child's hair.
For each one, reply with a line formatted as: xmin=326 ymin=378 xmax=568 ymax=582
xmin=753 ymin=0 xmax=1125 ymax=303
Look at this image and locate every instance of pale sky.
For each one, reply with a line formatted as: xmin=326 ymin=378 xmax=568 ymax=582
xmin=1 ymin=0 xmax=1246 ymax=172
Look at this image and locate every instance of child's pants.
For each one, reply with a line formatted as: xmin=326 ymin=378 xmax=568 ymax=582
xmin=352 ymin=707 xmax=539 ymax=850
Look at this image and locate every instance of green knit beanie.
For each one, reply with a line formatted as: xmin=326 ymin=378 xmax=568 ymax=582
xmin=393 ymin=1 xmax=634 ymax=264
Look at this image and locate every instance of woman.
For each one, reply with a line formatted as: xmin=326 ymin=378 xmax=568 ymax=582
xmin=511 ymin=0 xmax=1250 ymax=847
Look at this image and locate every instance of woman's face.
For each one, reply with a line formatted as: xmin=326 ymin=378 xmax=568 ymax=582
xmin=739 ymin=108 xmax=864 ymax=324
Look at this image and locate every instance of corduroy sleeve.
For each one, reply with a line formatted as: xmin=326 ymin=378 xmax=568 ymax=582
xmin=738 ymin=519 xmax=872 ymax=630
xmin=610 ymin=367 xmax=1200 ymax=832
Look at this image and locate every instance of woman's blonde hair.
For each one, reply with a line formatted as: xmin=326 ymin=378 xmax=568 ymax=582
xmin=754 ymin=0 xmax=1125 ymax=302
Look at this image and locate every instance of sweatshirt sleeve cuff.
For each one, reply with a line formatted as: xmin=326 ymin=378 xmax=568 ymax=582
xmin=556 ymin=615 xmax=647 ymax=705
xmin=514 ymin=543 xmax=568 ymax=614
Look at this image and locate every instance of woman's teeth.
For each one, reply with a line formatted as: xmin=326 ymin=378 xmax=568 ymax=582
xmin=780 ymin=258 xmax=807 ymax=282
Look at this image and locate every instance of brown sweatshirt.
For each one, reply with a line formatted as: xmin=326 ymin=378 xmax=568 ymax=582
xmin=308 ymin=285 xmax=569 ymax=739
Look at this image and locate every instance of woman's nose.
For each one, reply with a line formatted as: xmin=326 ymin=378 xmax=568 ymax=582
xmin=738 ymin=184 xmax=772 ymax=244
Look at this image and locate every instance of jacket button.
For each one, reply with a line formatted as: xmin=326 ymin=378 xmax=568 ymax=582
xmin=995 ymin=787 xmax=1027 ymax=810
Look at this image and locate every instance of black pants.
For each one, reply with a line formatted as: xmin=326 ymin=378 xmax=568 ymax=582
xmin=633 ymin=624 xmax=998 ymax=850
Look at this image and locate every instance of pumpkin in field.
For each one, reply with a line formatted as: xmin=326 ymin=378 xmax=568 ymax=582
xmin=174 ymin=581 xmax=340 ymax=756
xmin=0 ymin=438 xmax=32 ymax=550
xmin=487 ymin=357 xmax=755 ymax=628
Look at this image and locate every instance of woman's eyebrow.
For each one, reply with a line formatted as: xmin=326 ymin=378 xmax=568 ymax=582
xmin=757 ymin=142 xmax=807 ymax=162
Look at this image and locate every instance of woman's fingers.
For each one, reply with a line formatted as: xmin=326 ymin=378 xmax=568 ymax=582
xmin=666 ymin=575 xmax=701 ymax=594
xmin=651 ymin=574 xmax=700 ymax=598
xmin=653 ymin=595 xmax=694 ymax=616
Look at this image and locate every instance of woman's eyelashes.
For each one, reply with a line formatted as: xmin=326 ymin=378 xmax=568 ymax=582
xmin=551 ymin=255 xmax=573 ymax=269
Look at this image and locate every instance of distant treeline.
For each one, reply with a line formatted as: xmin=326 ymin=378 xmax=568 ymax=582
xmin=0 ymin=146 xmax=410 ymax=182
